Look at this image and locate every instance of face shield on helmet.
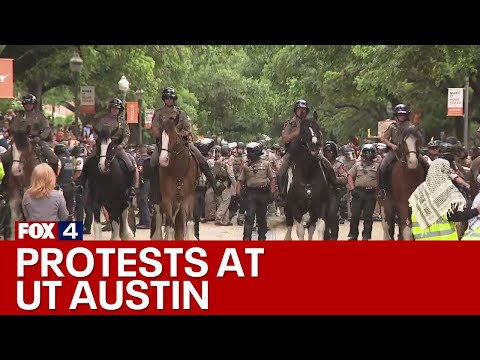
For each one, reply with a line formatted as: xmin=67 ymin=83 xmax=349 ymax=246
xmin=361 ymin=144 xmax=377 ymax=161
xmin=246 ymin=142 xmax=262 ymax=160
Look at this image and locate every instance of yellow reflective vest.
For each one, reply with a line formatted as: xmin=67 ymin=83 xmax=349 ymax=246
xmin=461 ymin=229 xmax=480 ymax=240
xmin=412 ymin=213 xmax=458 ymax=240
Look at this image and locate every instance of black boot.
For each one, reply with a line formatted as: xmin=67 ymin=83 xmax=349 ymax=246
xmin=199 ymin=162 xmax=222 ymax=196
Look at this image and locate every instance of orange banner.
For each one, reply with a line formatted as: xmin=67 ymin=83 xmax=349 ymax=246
xmin=0 ymin=59 xmax=14 ymax=99
xmin=126 ymin=102 xmax=138 ymax=124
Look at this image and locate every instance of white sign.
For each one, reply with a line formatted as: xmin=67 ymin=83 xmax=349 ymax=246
xmin=447 ymin=88 xmax=464 ymax=116
xmin=145 ymin=108 xmax=155 ymax=128
xmin=80 ymin=86 xmax=95 ymax=106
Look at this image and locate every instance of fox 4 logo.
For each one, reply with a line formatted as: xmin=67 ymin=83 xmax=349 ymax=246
xmin=16 ymin=221 xmax=83 ymax=240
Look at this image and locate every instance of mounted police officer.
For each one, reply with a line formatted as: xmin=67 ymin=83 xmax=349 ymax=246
xmin=79 ymin=98 xmax=138 ymax=199
xmin=323 ymin=141 xmax=348 ymax=240
xmin=214 ymin=144 xmax=236 ymax=226
xmin=150 ymin=87 xmax=220 ymax=198
xmin=54 ymin=143 xmax=75 ymax=220
xmin=237 ymin=142 xmax=276 ymax=240
xmin=277 ymin=99 xmax=336 ymax=206
xmin=378 ymin=103 xmax=414 ymax=200
xmin=0 ymin=94 xmax=58 ymax=193
xmin=347 ymin=144 xmax=379 ymax=240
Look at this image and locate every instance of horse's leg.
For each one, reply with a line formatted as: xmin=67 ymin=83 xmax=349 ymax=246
xmin=284 ymin=203 xmax=293 ymax=240
xmin=380 ymin=202 xmax=393 ymax=240
xmin=175 ymin=206 xmax=186 ymax=240
xmin=108 ymin=207 xmax=121 ymax=241
xmin=397 ymin=204 xmax=413 ymax=241
xmin=8 ymin=198 xmax=22 ymax=240
xmin=163 ymin=201 xmax=175 ymax=241
xmin=316 ymin=202 xmax=327 ymax=241
xmin=307 ymin=212 xmax=318 ymax=240
xmin=92 ymin=202 xmax=102 ymax=240
xmin=185 ymin=195 xmax=196 ymax=240
xmin=295 ymin=214 xmax=305 ymax=240
xmin=151 ymin=204 xmax=164 ymax=240
xmin=120 ymin=205 xmax=135 ymax=240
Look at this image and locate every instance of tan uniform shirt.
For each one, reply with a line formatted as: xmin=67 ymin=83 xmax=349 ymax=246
xmin=349 ymin=160 xmax=379 ymax=188
xmin=95 ymin=113 xmax=130 ymax=147
xmin=151 ymin=105 xmax=190 ymax=140
xmin=238 ymin=159 xmax=275 ymax=188
xmin=10 ymin=110 xmax=51 ymax=140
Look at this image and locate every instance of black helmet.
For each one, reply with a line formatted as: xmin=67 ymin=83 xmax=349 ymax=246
xmin=271 ymin=143 xmax=281 ymax=151
xmin=147 ymin=144 xmax=156 ymax=155
xmin=71 ymin=145 xmax=86 ymax=157
xmin=237 ymin=142 xmax=246 ymax=150
xmin=246 ymin=142 xmax=262 ymax=159
xmin=162 ymin=87 xmax=177 ymax=101
xmin=294 ymin=99 xmax=310 ymax=114
xmin=361 ymin=143 xmax=377 ymax=160
xmin=220 ymin=145 xmax=230 ymax=156
xmin=109 ymin=98 xmax=124 ymax=110
xmin=445 ymin=136 xmax=461 ymax=147
xmin=323 ymin=141 xmax=338 ymax=156
xmin=428 ymin=139 xmax=442 ymax=149
xmin=440 ymin=142 xmax=454 ymax=154
xmin=22 ymin=94 xmax=38 ymax=105
xmin=394 ymin=103 xmax=410 ymax=115
xmin=54 ymin=143 xmax=67 ymax=156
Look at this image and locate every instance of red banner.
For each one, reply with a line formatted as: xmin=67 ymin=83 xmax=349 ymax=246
xmin=126 ymin=102 xmax=138 ymax=124
xmin=2 ymin=242 xmax=480 ymax=315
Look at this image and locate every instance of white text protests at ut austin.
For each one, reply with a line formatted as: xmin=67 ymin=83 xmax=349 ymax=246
xmin=16 ymin=247 xmax=265 ymax=311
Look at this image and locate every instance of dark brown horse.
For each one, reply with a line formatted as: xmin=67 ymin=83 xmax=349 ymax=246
xmin=6 ymin=130 xmax=44 ymax=239
xmin=283 ymin=118 xmax=329 ymax=240
xmin=378 ymin=126 xmax=427 ymax=240
xmin=151 ymin=116 xmax=198 ymax=240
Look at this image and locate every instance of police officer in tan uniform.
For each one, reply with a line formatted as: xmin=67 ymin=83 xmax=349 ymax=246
xmin=277 ymin=99 xmax=336 ymax=206
xmin=214 ymin=145 xmax=236 ymax=226
xmin=323 ymin=141 xmax=348 ymax=240
xmin=230 ymin=141 xmax=246 ymax=224
xmin=80 ymin=98 xmax=138 ymax=198
xmin=237 ymin=142 xmax=276 ymax=240
xmin=150 ymin=87 xmax=220 ymax=196
xmin=193 ymin=137 xmax=215 ymax=238
xmin=1 ymin=94 xmax=58 ymax=193
xmin=347 ymin=144 xmax=379 ymax=240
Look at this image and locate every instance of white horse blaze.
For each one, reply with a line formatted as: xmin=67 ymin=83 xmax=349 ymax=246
xmin=99 ymin=138 xmax=111 ymax=172
xmin=11 ymin=143 xmax=23 ymax=176
xmin=405 ymin=135 xmax=418 ymax=170
xmin=159 ymin=131 xmax=169 ymax=167
xmin=309 ymin=127 xmax=317 ymax=144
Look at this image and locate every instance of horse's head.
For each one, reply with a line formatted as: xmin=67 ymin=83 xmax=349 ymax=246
xmin=159 ymin=114 xmax=181 ymax=167
xmin=297 ymin=118 xmax=323 ymax=157
xmin=400 ymin=125 xmax=423 ymax=170
xmin=98 ymin=126 xmax=115 ymax=173
xmin=11 ymin=128 xmax=34 ymax=177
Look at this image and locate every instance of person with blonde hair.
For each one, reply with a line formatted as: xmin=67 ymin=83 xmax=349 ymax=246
xmin=22 ymin=163 xmax=68 ymax=221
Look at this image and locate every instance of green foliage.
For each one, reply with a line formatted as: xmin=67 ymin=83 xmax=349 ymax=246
xmin=4 ymin=45 xmax=480 ymax=145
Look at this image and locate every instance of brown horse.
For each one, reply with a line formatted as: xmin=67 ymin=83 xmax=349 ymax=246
xmin=6 ymin=131 xmax=44 ymax=239
xmin=378 ymin=126 xmax=427 ymax=240
xmin=151 ymin=116 xmax=198 ymax=240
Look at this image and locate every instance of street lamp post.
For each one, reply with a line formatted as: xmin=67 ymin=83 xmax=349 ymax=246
xmin=69 ymin=51 xmax=83 ymax=135
xmin=135 ymin=89 xmax=144 ymax=144
xmin=118 ymin=75 xmax=130 ymax=105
